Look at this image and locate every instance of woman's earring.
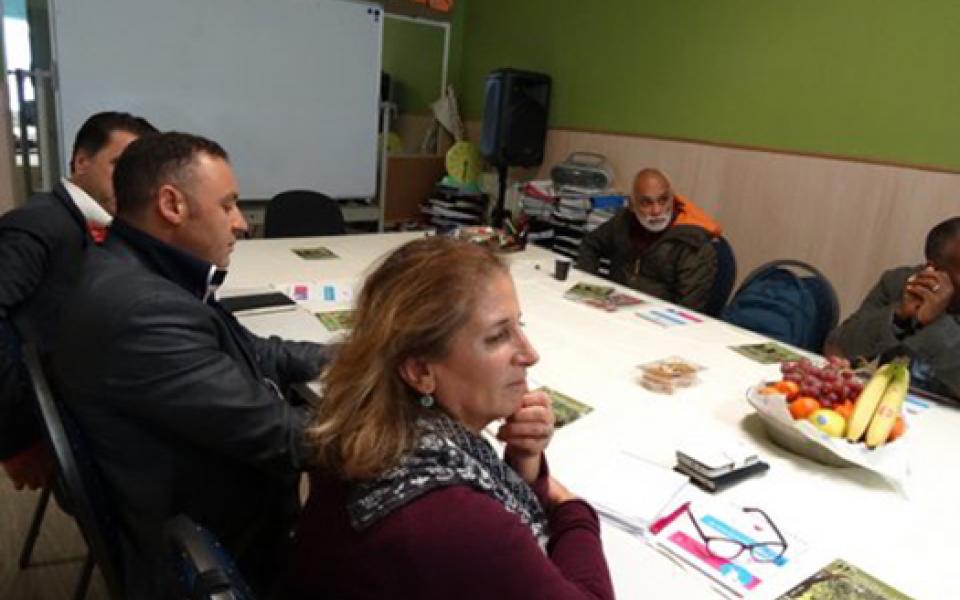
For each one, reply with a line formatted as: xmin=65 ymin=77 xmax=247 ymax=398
xmin=419 ymin=393 xmax=435 ymax=408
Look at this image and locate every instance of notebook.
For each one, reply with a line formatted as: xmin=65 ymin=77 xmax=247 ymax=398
xmin=219 ymin=291 xmax=297 ymax=314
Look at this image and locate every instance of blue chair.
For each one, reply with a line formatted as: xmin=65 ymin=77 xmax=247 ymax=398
xmin=23 ymin=344 xmax=125 ymax=600
xmin=164 ymin=514 xmax=257 ymax=600
xmin=264 ymin=190 xmax=346 ymax=238
xmin=722 ymin=260 xmax=839 ymax=353
xmin=703 ymin=236 xmax=737 ymax=317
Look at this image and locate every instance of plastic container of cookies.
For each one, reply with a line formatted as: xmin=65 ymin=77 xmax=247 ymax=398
xmin=638 ymin=357 xmax=704 ymax=394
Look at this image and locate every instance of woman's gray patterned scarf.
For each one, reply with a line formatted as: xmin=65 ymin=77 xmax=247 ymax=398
xmin=347 ymin=413 xmax=549 ymax=547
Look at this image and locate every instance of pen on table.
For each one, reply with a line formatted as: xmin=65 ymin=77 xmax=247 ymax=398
xmin=651 ymin=309 xmax=686 ymax=326
xmin=666 ymin=307 xmax=703 ymax=323
xmin=636 ymin=312 xmax=669 ymax=327
xmin=649 ymin=501 xmax=690 ymax=535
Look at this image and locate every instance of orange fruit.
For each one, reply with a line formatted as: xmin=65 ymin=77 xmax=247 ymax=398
xmin=759 ymin=385 xmax=782 ymax=396
xmin=835 ymin=400 xmax=854 ymax=420
xmin=775 ymin=380 xmax=801 ymax=400
xmin=789 ymin=396 xmax=820 ymax=420
xmin=888 ymin=416 xmax=906 ymax=442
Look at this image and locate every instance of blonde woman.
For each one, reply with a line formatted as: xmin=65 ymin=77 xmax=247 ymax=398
xmin=276 ymin=237 xmax=613 ymax=599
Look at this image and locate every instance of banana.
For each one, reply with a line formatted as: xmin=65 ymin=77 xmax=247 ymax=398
xmin=845 ymin=363 xmax=893 ymax=442
xmin=864 ymin=363 xmax=909 ymax=448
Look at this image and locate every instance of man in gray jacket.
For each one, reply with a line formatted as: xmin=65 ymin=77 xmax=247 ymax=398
xmin=825 ymin=217 xmax=960 ymax=399
xmin=53 ymin=132 xmax=331 ymax=597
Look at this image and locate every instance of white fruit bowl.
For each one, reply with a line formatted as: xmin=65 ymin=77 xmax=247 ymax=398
xmin=746 ymin=386 xmax=854 ymax=467
xmin=746 ymin=385 xmax=909 ymax=482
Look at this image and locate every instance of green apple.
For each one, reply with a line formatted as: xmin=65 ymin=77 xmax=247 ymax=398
xmin=808 ymin=408 xmax=846 ymax=438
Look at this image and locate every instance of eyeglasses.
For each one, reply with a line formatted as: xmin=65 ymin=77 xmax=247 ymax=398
xmin=688 ymin=505 xmax=787 ymax=562
xmin=653 ymin=502 xmax=788 ymax=563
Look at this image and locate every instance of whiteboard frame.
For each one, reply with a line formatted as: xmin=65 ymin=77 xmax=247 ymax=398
xmin=47 ymin=0 xmax=385 ymax=202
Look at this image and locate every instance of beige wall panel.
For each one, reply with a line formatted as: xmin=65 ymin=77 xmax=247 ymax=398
xmin=530 ymin=129 xmax=960 ymax=319
xmin=394 ymin=113 xmax=456 ymax=155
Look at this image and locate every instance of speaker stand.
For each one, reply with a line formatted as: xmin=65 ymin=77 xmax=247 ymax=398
xmin=491 ymin=164 xmax=510 ymax=228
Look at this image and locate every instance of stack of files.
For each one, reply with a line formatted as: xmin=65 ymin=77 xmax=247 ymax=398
xmin=526 ymin=219 xmax=556 ymax=246
xmin=421 ymin=200 xmax=484 ymax=223
xmin=554 ymin=194 xmax=591 ymax=222
xmin=421 ymin=183 xmax=489 ymax=229
xmin=548 ymin=193 xmax=589 ymax=257
xmin=556 ymin=183 xmax=608 ymax=195
xmin=567 ymin=450 xmax=690 ymax=534
xmin=518 ymin=181 xmax=557 ymax=219
xmin=585 ymin=207 xmax=618 ymax=232
xmin=547 ymin=189 xmax=625 ymax=258
xmin=519 ymin=195 xmax=555 ymax=218
xmin=518 ymin=180 xmax=559 ymax=249
xmin=551 ymin=221 xmax=585 ymax=258
xmin=521 ymin=179 xmax=556 ymax=199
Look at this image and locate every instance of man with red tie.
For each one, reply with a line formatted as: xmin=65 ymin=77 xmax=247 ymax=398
xmin=0 ymin=111 xmax=157 ymax=491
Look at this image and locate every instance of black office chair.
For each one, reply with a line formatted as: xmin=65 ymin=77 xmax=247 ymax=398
xmin=164 ymin=514 xmax=257 ymax=600
xmin=18 ymin=482 xmax=53 ymax=569
xmin=23 ymin=344 xmax=125 ymax=600
xmin=263 ymin=190 xmax=346 ymax=238
xmin=703 ymin=236 xmax=737 ymax=317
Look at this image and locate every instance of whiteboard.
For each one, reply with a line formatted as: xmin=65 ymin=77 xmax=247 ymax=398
xmin=50 ymin=0 xmax=383 ymax=199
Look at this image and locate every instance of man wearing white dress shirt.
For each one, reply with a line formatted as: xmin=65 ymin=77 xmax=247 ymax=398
xmin=0 ymin=111 xmax=157 ymax=491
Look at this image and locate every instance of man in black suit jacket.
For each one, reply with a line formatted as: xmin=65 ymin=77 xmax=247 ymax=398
xmin=0 ymin=112 xmax=156 ymax=490
xmin=53 ymin=132 xmax=331 ymax=597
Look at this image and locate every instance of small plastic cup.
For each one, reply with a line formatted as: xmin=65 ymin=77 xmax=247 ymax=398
xmin=554 ymin=258 xmax=572 ymax=281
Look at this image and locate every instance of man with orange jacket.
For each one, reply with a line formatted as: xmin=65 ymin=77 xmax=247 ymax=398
xmin=577 ymin=168 xmax=722 ymax=311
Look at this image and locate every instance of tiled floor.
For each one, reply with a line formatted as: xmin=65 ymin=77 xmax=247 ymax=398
xmin=0 ymin=473 xmax=106 ymax=600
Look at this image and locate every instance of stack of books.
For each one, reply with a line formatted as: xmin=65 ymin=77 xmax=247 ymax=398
xmin=516 ymin=179 xmax=626 ymax=260
xmin=421 ymin=183 xmax=489 ymax=230
xmin=585 ymin=193 xmax=626 ymax=232
xmin=551 ymin=191 xmax=592 ymax=258
xmin=517 ymin=180 xmax=556 ymax=219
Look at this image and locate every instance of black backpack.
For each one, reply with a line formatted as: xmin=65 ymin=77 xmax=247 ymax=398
xmin=722 ymin=260 xmax=839 ymax=352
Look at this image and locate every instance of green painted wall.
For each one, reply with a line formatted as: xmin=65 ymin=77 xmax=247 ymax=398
xmin=382 ymin=16 xmax=447 ymax=114
xmin=447 ymin=0 xmax=467 ymax=98
xmin=458 ymin=0 xmax=960 ymax=170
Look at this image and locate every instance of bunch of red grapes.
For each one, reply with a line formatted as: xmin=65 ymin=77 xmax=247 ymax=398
xmin=779 ymin=356 xmax=865 ymax=408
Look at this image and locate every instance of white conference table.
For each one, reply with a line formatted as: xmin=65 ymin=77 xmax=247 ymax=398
xmin=226 ymin=232 xmax=958 ymax=599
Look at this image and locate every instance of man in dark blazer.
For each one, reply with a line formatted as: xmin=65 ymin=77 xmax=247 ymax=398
xmin=53 ymin=132 xmax=331 ymax=597
xmin=826 ymin=217 xmax=960 ymax=400
xmin=0 ymin=111 xmax=156 ymax=490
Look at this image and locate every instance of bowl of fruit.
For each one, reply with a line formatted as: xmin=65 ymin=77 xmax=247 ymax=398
xmin=747 ymin=357 xmax=909 ymax=470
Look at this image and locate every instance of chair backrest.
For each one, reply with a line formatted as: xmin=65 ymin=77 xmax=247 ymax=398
xmin=164 ymin=514 xmax=257 ymax=600
xmin=721 ymin=259 xmax=840 ymax=352
xmin=703 ymin=236 xmax=737 ymax=317
xmin=22 ymin=344 xmax=126 ymax=599
xmin=263 ymin=190 xmax=346 ymax=238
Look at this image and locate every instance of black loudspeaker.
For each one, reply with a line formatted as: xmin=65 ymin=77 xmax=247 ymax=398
xmin=480 ymin=69 xmax=551 ymax=168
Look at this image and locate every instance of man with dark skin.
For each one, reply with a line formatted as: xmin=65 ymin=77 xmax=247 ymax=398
xmin=825 ymin=217 xmax=960 ymax=399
